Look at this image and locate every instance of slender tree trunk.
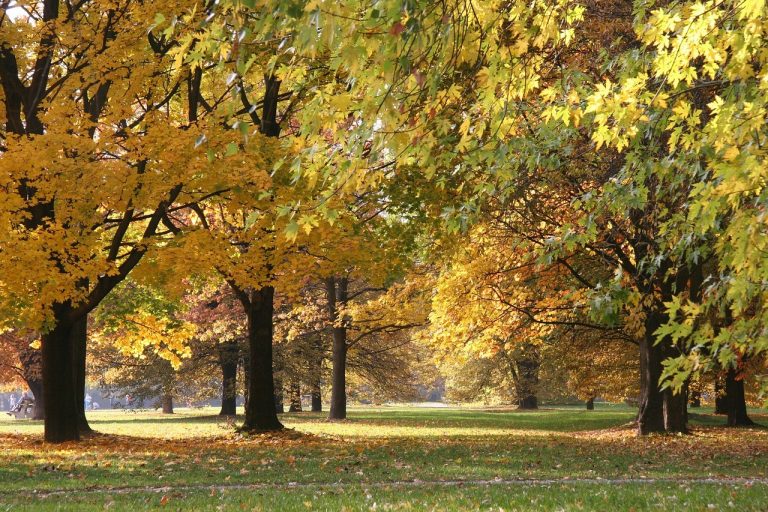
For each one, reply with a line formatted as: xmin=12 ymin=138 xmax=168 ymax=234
xmin=218 ymin=341 xmax=238 ymax=416
xmin=311 ymin=385 xmax=322 ymax=412
xmin=241 ymin=350 xmax=250 ymax=412
xmin=586 ymin=397 xmax=595 ymax=410
xmin=329 ymin=337 xmax=347 ymax=420
xmin=725 ymin=368 xmax=754 ymax=427
xmin=288 ymin=382 xmax=302 ymax=412
xmin=71 ymin=315 xmax=92 ymax=434
xmin=326 ymin=277 xmax=349 ymax=420
xmin=241 ymin=287 xmax=283 ymax=431
xmin=310 ymin=334 xmax=323 ymax=412
xmin=637 ymin=310 xmax=666 ymax=434
xmin=42 ymin=305 xmax=80 ymax=442
xmin=161 ymin=394 xmax=174 ymax=414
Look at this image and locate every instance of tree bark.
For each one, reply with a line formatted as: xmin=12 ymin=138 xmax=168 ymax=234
xmin=329 ymin=337 xmax=347 ymax=420
xmin=326 ymin=277 xmax=349 ymax=421
xmin=311 ymin=384 xmax=322 ymax=412
xmin=241 ymin=287 xmax=283 ymax=431
xmin=637 ymin=310 xmax=666 ymax=434
xmin=218 ymin=341 xmax=238 ymax=416
xmin=18 ymin=345 xmax=44 ymax=420
xmin=28 ymin=379 xmax=45 ymax=420
xmin=725 ymin=368 xmax=754 ymax=427
xmin=71 ymin=315 xmax=92 ymax=434
xmin=41 ymin=306 xmax=80 ymax=442
xmin=586 ymin=397 xmax=595 ymax=410
xmin=241 ymin=350 xmax=250 ymax=412
xmin=663 ymin=387 xmax=688 ymax=433
xmin=310 ymin=334 xmax=323 ymax=412
xmin=515 ymin=349 xmax=539 ymax=410
xmin=689 ymin=390 xmax=701 ymax=408
xmin=161 ymin=394 xmax=174 ymax=414
xmin=288 ymin=381 xmax=302 ymax=412
xmin=714 ymin=377 xmax=728 ymax=414
xmin=273 ymin=348 xmax=284 ymax=413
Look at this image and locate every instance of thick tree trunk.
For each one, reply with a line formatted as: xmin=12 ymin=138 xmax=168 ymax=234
xmin=241 ymin=287 xmax=283 ymax=431
xmin=311 ymin=384 xmax=322 ymax=412
xmin=586 ymin=397 xmax=595 ymax=410
xmin=663 ymin=388 xmax=688 ymax=433
xmin=218 ymin=341 xmax=238 ymax=416
xmin=161 ymin=394 xmax=174 ymax=414
xmin=637 ymin=310 xmax=666 ymax=434
xmin=725 ymin=368 xmax=754 ymax=427
xmin=288 ymin=382 xmax=302 ymax=412
xmin=42 ymin=307 xmax=80 ymax=442
xmin=71 ymin=316 xmax=92 ymax=434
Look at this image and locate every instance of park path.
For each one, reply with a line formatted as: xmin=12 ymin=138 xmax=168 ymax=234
xmin=11 ymin=476 xmax=768 ymax=498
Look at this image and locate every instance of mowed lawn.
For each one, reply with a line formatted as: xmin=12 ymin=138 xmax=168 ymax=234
xmin=1 ymin=404 xmax=767 ymax=511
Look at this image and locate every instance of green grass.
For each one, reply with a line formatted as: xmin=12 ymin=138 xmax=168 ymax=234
xmin=0 ymin=404 xmax=766 ymax=510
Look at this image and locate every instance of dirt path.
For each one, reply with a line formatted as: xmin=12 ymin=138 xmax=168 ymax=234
xmin=10 ymin=476 xmax=768 ymax=499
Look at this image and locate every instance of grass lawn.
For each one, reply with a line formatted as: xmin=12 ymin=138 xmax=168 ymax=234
xmin=0 ymin=404 xmax=766 ymax=510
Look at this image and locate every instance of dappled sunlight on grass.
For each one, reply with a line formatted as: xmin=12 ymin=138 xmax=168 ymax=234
xmin=0 ymin=403 xmax=767 ymax=505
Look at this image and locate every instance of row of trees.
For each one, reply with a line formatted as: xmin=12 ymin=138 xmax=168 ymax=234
xmin=1 ymin=0 xmax=766 ymax=442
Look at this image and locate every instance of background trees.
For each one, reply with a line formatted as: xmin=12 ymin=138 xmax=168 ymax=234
xmin=1 ymin=0 xmax=766 ymax=443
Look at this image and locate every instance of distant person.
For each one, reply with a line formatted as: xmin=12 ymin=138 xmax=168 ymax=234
xmin=9 ymin=393 xmax=17 ymax=411
xmin=92 ymin=401 xmax=100 ymax=410
xmin=85 ymin=393 xmax=92 ymax=410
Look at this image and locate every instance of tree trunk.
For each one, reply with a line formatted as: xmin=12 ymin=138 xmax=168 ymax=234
xmin=288 ymin=382 xmax=302 ymax=412
xmin=218 ymin=341 xmax=238 ymax=416
xmin=514 ymin=345 xmax=539 ymax=410
xmin=161 ymin=394 xmax=174 ymax=414
xmin=326 ymin=277 xmax=349 ymax=421
xmin=241 ymin=287 xmax=283 ymax=431
xmin=637 ymin=310 xmax=666 ymax=434
xmin=663 ymin=387 xmax=688 ymax=433
xmin=28 ymin=379 xmax=45 ymax=420
xmin=714 ymin=377 xmax=728 ymax=414
xmin=329 ymin=332 xmax=348 ymax=420
xmin=311 ymin=384 xmax=322 ymax=412
xmin=241 ymin=350 xmax=250 ymax=412
xmin=310 ymin=333 xmax=323 ymax=412
xmin=689 ymin=390 xmax=701 ymax=408
xmin=71 ymin=315 xmax=92 ymax=434
xmin=586 ymin=397 xmax=595 ymax=410
xmin=42 ymin=306 xmax=80 ymax=442
xmin=725 ymin=368 xmax=754 ymax=427
xmin=18 ymin=345 xmax=44 ymax=420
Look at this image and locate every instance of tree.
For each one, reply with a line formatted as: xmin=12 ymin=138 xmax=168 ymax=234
xmin=0 ymin=1 xmax=248 ymax=441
